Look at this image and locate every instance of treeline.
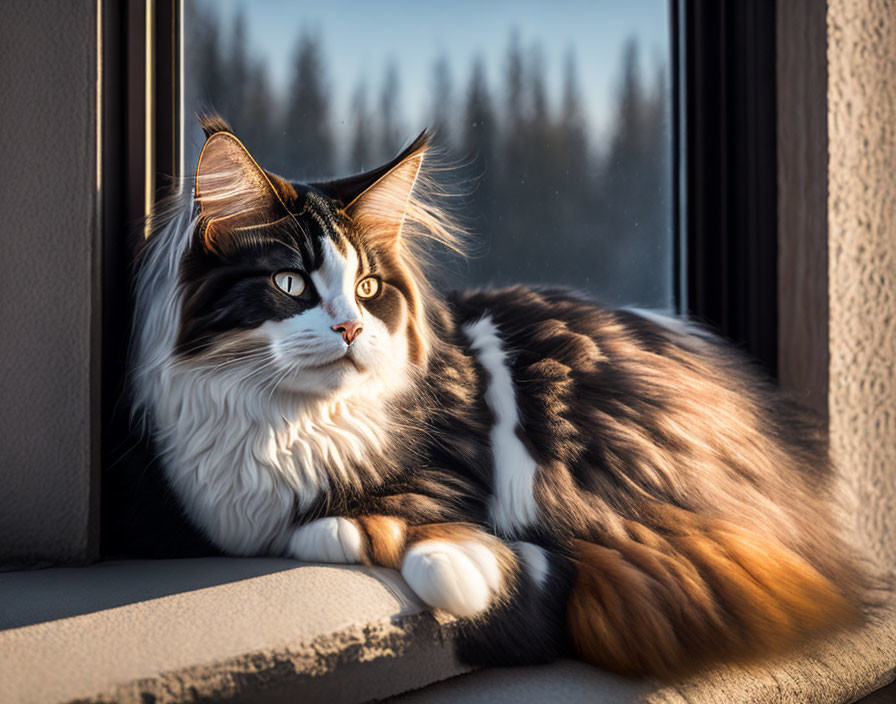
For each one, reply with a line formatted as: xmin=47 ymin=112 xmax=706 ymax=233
xmin=185 ymin=3 xmax=671 ymax=306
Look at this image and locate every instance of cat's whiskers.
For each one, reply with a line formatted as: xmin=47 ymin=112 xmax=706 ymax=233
xmin=178 ymin=351 xmax=278 ymax=383
xmin=265 ymin=362 xmax=301 ymax=409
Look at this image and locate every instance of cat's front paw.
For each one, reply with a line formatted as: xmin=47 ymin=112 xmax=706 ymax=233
xmin=400 ymin=540 xmax=502 ymax=618
xmin=287 ymin=517 xmax=363 ymax=563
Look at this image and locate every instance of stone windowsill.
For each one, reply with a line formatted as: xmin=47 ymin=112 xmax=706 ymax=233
xmin=0 ymin=558 xmax=893 ymax=703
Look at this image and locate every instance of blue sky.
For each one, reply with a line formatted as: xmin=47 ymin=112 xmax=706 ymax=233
xmin=192 ymin=0 xmax=669 ymax=142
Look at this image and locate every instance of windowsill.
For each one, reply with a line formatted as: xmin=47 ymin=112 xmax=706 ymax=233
xmin=0 ymin=558 xmax=469 ymax=703
xmin=0 ymin=559 xmax=892 ymax=703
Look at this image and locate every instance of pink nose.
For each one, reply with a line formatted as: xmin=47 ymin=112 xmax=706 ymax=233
xmin=331 ymin=320 xmax=363 ymax=345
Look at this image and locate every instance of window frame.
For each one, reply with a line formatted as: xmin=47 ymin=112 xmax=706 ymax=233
xmin=674 ymin=0 xmax=778 ymax=375
xmin=100 ymin=0 xmax=184 ymax=556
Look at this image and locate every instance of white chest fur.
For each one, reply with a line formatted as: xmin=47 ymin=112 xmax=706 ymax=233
xmin=151 ymin=365 xmax=388 ymax=556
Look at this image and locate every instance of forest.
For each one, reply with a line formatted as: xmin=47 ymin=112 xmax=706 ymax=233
xmin=184 ymin=3 xmax=672 ymax=307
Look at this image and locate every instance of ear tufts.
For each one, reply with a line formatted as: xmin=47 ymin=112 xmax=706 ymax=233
xmin=198 ymin=113 xmax=234 ymax=139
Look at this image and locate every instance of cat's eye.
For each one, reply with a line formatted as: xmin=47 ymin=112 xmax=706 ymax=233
xmin=273 ymin=271 xmax=306 ymax=297
xmin=356 ymin=276 xmax=381 ymax=300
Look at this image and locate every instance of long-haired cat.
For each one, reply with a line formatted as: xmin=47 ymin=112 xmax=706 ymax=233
xmin=132 ymin=115 xmax=866 ymax=678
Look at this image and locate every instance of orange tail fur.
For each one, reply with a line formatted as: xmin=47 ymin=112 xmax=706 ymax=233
xmin=566 ymin=516 xmax=857 ymax=679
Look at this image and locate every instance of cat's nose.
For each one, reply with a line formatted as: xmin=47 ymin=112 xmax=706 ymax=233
xmin=331 ymin=320 xmax=364 ymax=345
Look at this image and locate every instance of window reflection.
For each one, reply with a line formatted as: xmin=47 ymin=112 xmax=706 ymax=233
xmin=184 ymin=0 xmax=672 ymax=307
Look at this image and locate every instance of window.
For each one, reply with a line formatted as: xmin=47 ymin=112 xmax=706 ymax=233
xmin=103 ymin=0 xmax=779 ymax=556
xmin=181 ymin=0 xmax=674 ymax=309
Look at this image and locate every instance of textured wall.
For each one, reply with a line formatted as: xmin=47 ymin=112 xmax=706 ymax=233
xmin=0 ymin=1 xmax=99 ymax=564
xmin=828 ymin=0 xmax=896 ymax=566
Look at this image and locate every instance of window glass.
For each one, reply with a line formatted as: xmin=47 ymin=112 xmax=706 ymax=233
xmin=184 ymin=0 xmax=672 ymax=307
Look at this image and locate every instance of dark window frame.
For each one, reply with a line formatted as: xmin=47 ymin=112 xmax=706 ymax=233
xmin=100 ymin=0 xmax=189 ymax=558
xmin=101 ymin=0 xmax=780 ymax=555
xmin=674 ymin=0 xmax=778 ymax=375
xmin=101 ymin=0 xmax=182 ymax=425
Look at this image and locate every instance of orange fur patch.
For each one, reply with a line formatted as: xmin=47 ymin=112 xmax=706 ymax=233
xmin=566 ymin=516 xmax=857 ymax=679
xmin=359 ymin=515 xmax=407 ymax=569
xmin=372 ymin=247 xmax=430 ymax=364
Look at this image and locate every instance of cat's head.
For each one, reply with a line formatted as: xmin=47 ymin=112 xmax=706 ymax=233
xmin=172 ymin=116 xmax=460 ymax=399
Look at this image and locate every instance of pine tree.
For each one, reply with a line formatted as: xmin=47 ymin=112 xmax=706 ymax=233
xmin=224 ymin=7 xmax=250 ymax=132
xmin=429 ymin=53 xmax=454 ymax=150
xmin=187 ymin=3 xmax=218 ymax=103
xmin=378 ymin=59 xmax=403 ymax=159
xmin=464 ymin=56 xmax=497 ymax=176
xmin=184 ymin=0 xmax=226 ymax=168
xmin=528 ymin=44 xmax=548 ymax=129
xmin=613 ymin=39 xmax=646 ymax=164
xmin=497 ymin=30 xmax=531 ymax=281
xmin=505 ymin=29 xmax=524 ymax=127
xmin=242 ymin=57 xmax=277 ymax=167
xmin=282 ymin=31 xmax=334 ymax=179
xmin=462 ymin=54 xmax=498 ymax=281
xmin=516 ymin=41 xmax=563 ymax=283
xmin=561 ymin=48 xmax=588 ymax=180
xmin=559 ymin=47 xmax=592 ymax=254
xmin=349 ymin=79 xmax=374 ymax=172
xmin=599 ymin=39 xmax=671 ymax=306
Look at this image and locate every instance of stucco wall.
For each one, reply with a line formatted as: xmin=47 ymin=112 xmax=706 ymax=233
xmin=828 ymin=0 xmax=896 ymax=566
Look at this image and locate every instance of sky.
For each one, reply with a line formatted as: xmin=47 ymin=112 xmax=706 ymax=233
xmin=188 ymin=0 xmax=669 ymax=143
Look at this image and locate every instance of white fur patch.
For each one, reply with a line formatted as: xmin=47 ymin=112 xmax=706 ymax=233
xmin=401 ymin=540 xmax=502 ymax=618
xmin=464 ymin=315 xmax=539 ymax=536
xmin=149 ymin=366 xmax=395 ymax=555
xmin=310 ymin=238 xmax=364 ymax=325
xmin=287 ymin=517 xmax=363 ymax=563
xmin=516 ymin=542 xmax=550 ymax=588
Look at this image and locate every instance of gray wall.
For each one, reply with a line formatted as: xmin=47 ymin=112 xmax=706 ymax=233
xmin=0 ymin=1 xmax=100 ymax=565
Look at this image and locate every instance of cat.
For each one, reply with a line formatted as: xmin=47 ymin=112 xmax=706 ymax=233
xmin=132 ymin=114 xmax=866 ymax=678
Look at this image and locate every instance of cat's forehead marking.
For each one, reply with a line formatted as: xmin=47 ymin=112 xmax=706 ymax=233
xmin=298 ymin=192 xmax=335 ymax=226
xmin=295 ymin=190 xmax=353 ymax=259
xmin=298 ymin=192 xmax=337 ymax=232
xmin=310 ymin=237 xmax=361 ymax=323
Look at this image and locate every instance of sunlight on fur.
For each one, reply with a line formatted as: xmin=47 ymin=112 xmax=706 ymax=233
xmin=130 ymin=114 xmax=872 ymax=680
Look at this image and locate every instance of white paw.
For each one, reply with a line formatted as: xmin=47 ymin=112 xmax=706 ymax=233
xmin=400 ymin=540 xmax=502 ymax=618
xmin=287 ymin=517 xmax=363 ymax=564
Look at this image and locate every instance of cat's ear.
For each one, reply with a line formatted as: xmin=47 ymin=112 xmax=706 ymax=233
xmin=194 ymin=120 xmax=294 ymax=250
xmin=314 ymin=132 xmax=429 ymax=247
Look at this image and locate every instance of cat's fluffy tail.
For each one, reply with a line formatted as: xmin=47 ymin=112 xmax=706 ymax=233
xmin=566 ymin=510 xmax=860 ymax=679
